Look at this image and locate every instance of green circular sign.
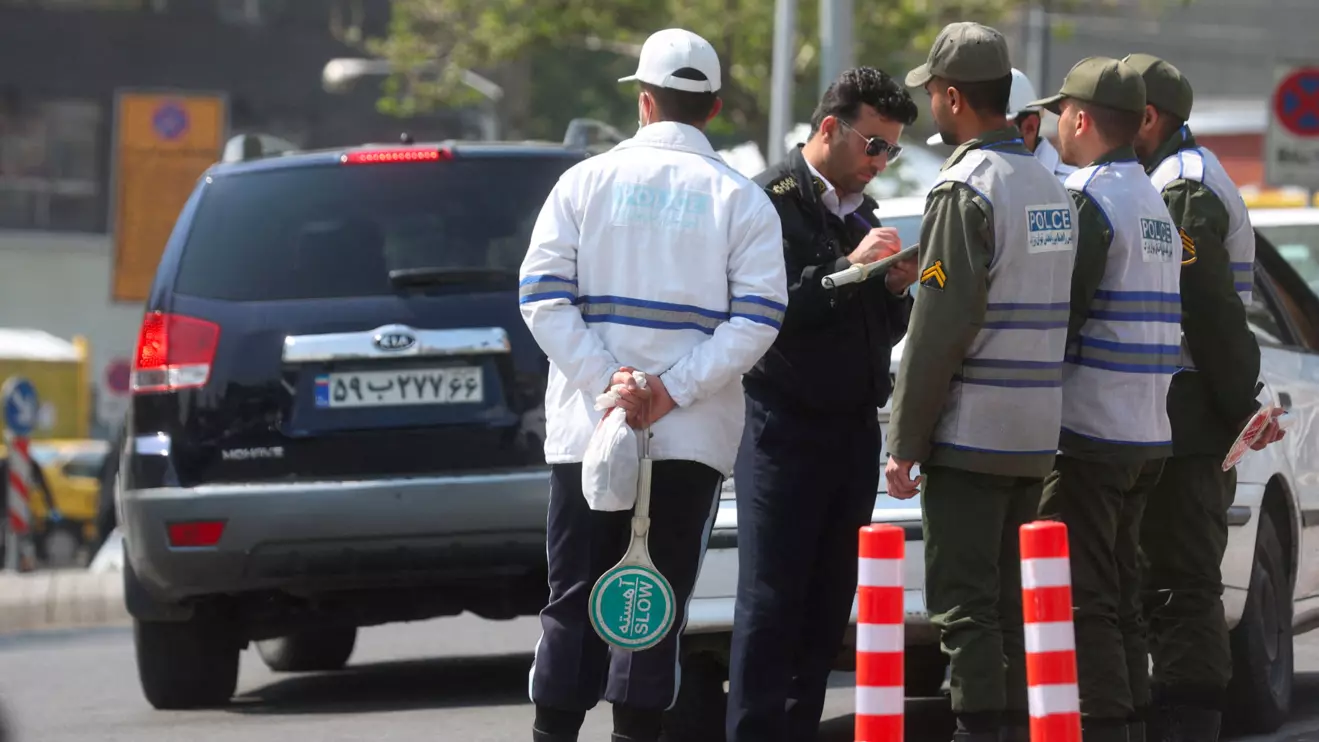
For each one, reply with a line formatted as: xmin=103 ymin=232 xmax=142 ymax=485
xmin=589 ymin=565 xmax=675 ymax=651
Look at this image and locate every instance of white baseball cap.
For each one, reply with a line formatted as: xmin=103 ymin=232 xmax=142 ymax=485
xmin=618 ymin=28 xmax=722 ymax=94
xmin=924 ymin=68 xmax=1041 ymax=145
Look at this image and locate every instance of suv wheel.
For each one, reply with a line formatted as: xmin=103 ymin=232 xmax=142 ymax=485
xmin=1225 ymin=512 xmax=1292 ymax=734
xmin=256 ymin=627 xmax=358 ymax=673
xmin=134 ymin=616 xmax=240 ymax=709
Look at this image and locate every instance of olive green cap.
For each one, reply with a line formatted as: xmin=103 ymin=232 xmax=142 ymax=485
xmin=1028 ymin=56 xmax=1147 ymax=115
xmin=905 ymin=22 xmax=1012 ymax=88
xmin=1121 ymin=52 xmax=1194 ymax=121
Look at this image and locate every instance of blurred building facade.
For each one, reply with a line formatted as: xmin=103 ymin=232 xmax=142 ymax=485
xmin=0 ymin=0 xmax=473 ymax=436
xmin=1019 ymin=0 xmax=1316 ymax=190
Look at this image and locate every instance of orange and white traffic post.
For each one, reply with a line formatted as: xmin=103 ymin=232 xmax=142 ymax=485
xmin=1020 ymin=521 xmax=1081 ymax=742
xmin=855 ymin=524 xmax=905 ymax=742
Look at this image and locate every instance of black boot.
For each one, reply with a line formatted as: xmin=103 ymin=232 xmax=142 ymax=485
xmin=612 ymin=704 xmax=663 ymax=742
xmin=533 ymin=704 xmax=584 ymax=742
xmin=1151 ymin=706 xmax=1221 ymax=742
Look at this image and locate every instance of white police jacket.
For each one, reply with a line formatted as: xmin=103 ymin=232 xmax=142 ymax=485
xmin=518 ymin=121 xmax=789 ymax=477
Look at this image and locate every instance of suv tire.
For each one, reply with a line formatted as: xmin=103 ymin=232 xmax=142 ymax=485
xmin=134 ymin=616 xmax=240 ymax=709
xmin=1225 ymin=511 xmax=1292 ymax=733
xmin=256 ymin=627 xmax=358 ymax=673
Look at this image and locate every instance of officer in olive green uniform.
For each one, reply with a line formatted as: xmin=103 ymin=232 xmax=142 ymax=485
xmin=1029 ymin=58 xmax=1182 ymax=742
xmin=1123 ymin=54 xmax=1263 ymax=742
xmin=888 ymin=22 xmax=1077 ymax=742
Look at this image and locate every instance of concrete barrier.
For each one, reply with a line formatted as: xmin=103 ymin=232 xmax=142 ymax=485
xmin=0 ymin=569 xmax=127 ymax=634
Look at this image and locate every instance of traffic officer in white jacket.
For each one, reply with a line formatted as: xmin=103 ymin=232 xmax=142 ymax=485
xmin=518 ymin=27 xmax=789 ymax=742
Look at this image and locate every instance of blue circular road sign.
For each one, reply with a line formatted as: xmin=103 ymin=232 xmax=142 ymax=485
xmin=2 ymin=377 xmax=40 ymax=437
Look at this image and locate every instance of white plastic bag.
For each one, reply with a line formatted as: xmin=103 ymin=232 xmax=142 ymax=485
xmin=581 ymin=371 xmax=646 ymax=511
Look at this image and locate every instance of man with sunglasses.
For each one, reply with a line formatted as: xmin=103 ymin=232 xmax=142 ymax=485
xmin=726 ymin=66 xmax=919 ymax=742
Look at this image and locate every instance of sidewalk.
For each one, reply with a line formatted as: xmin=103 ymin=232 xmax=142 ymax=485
xmin=0 ymin=569 xmax=128 ymax=635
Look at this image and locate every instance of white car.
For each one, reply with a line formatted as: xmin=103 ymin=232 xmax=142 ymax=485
xmin=671 ymin=200 xmax=1319 ymax=739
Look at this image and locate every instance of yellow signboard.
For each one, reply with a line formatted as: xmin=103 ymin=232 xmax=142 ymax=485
xmin=110 ymin=91 xmax=227 ymax=303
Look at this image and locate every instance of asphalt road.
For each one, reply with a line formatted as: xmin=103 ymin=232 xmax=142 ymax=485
xmin=1 ymin=614 xmax=1319 ymax=742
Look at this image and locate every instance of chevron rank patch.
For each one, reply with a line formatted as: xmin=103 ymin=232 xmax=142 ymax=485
xmin=1179 ymin=228 xmax=1197 ymax=265
xmin=769 ymin=176 xmax=797 ymax=196
xmin=920 ymin=260 xmax=947 ymax=291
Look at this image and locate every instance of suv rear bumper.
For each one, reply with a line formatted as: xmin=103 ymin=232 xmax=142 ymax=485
xmin=121 ymin=469 xmax=551 ymax=605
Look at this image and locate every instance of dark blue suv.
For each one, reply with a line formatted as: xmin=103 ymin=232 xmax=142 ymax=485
xmin=118 ymin=135 xmax=587 ymax=709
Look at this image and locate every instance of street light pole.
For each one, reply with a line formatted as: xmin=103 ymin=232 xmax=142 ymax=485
xmin=768 ymin=0 xmax=797 ymax=166
xmin=819 ymin=0 xmax=854 ymax=95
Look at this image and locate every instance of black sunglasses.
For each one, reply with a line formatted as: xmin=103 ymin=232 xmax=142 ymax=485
xmin=838 ymin=119 xmax=903 ymax=162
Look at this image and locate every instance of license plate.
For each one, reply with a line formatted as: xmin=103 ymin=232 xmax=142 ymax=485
xmin=314 ymin=367 xmax=483 ymax=408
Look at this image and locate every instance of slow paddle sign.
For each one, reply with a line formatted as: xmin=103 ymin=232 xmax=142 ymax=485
xmin=588 ymin=373 xmax=677 ymax=652
xmin=590 ymin=564 xmax=676 ymax=651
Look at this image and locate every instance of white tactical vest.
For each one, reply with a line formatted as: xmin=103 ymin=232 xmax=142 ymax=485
xmin=929 ymin=147 xmax=1078 ymax=458
xmin=1061 ymin=160 xmax=1182 ymax=451
xmin=1149 ymin=141 xmax=1255 ymax=370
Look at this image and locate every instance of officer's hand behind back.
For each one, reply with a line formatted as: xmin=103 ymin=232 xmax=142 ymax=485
xmin=848 ymin=227 xmax=903 ymax=266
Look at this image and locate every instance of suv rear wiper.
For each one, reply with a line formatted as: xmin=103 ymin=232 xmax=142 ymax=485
xmin=388 ymin=267 xmax=519 ymax=287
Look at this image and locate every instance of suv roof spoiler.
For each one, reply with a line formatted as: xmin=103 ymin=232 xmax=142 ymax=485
xmin=563 ymin=118 xmax=627 ymax=154
xmin=221 ymin=133 xmax=301 ymax=163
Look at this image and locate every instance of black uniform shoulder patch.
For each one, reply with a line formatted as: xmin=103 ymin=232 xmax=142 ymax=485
xmin=768 ymin=175 xmax=797 ymax=197
xmin=920 ymin=260 xmax=947 ymax=291
xmin=1179 ymin=228 xmax=1197 ymax=265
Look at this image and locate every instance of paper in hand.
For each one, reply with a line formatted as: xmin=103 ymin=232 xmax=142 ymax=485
xmin=1222 ymin=404 xmax=1284 ymax=471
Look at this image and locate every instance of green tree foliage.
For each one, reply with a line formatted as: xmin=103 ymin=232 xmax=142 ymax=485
xmin=365 ymin=0 xmax=1098 ymax=149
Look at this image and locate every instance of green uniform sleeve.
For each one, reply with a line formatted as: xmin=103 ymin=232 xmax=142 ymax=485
xmin=1165 ymin=179 xmax=1261 ymax=428
xmin=1067 ymin=190 xmax=1112 ymax=342
xmin=887 ymin=183 xmax=993 ymax=463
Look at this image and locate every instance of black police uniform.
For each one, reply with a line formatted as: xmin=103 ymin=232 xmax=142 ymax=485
xmin=726 ymin=144 xmax=912 ymax=742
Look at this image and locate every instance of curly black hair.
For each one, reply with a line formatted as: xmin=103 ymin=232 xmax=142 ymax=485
xmin=810 ymin=66 xmax=919 ymax=133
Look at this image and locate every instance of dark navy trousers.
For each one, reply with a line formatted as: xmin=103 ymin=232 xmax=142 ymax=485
xmin=726 ymin=390 xmax=881 ymax=742
xmin=529 ymin=460 xmax=722 ymax=713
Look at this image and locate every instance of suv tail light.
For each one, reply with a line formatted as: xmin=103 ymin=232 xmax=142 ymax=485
xmin=341 ymin=148 xmax=452 ymax=165
xmin=132 ymin=312 xmax=221 ymax=394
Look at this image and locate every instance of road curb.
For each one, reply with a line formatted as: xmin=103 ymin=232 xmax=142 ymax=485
xmin=0 ymin=569 xmax=128 ymax=635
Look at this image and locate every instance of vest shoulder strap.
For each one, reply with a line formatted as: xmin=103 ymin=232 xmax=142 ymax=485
xmin=1151 ymin=149 xmax=1206 ymax=192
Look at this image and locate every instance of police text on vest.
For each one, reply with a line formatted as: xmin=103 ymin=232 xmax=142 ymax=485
xmin=1026 ymin=204 xmax=1075 ymax=253
xmin=1139 ymin=217 xmax=1176 ymax=263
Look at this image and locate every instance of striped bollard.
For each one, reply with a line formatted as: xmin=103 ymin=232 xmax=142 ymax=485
xmin=856 ymin=524 xmax=905 ymax=742
xmin=3 ymin=432 xmax=35 ymax=572
xmin=1020 ymin=521 xmax=1081 ymax=742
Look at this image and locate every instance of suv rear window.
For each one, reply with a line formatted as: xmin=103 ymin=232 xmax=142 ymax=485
xmin=173 ymin=153 xmax=579 ymax=301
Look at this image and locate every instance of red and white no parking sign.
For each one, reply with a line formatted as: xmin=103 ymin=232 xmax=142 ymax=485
xmin=1266 ymin=63 xmax=1319 ymax=191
